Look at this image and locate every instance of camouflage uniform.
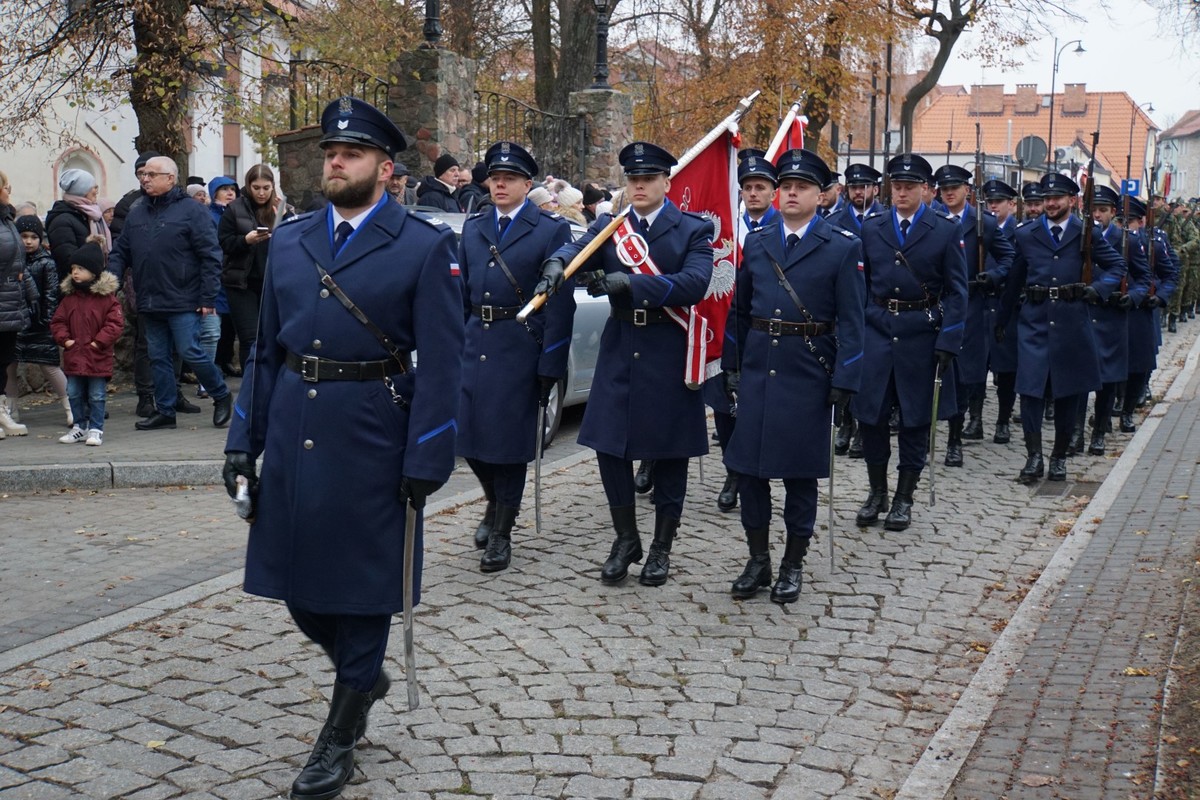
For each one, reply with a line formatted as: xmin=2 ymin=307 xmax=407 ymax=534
xmin=1186 ymin=206 xmax=1200 ymax=315
xmin=1164 ymin=207 xmax=1199 ymax=323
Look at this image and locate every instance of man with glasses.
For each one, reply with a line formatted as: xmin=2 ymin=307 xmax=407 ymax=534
xmin=107 ymin=156 xmax=232 ymax=430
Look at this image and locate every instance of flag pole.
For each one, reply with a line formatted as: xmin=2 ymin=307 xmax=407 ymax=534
xmin=671 ymin=91 xmax=761 ymax=178
xmin=765 ymin=95 xmax=807 ymax=161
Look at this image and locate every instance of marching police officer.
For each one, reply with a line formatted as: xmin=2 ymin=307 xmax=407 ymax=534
xmin=1079 ymin=185 xmax=1149 ymax=456
xmin=1122 ymin=197 xmax=1179 ymax=427
xmin=982 ymin=178 xmax=1022 ymax=444
xmin=932 ymin=165 xmax=1014 ymax=461
xmin=457 ymin=141 xmax=574 ymax=571
xmin=852 ymin=154 xmax=968 ymax=532
xmin=996 ymin=173 xmax=1126 ymax=483
xmin=722 ymin=150 xmax=864 ymax=602
xmin=223 ymin=98 xmax=465 ymax=798
xmin=544 ymin=142 xmax=714 ymax=586
xmin=1021 ymin=182 xmax=1045 ymax=221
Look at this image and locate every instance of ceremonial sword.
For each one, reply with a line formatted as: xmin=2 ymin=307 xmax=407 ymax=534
xmin=402 ymin=499 xmax=419 ymax=710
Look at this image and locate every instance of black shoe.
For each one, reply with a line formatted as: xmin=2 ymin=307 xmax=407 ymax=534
xmin=770 ymin=537 xmax=807 ymax=604
xmin=474 ymin=498 xmax=496 ymax=550
xmin=600 ymin=506 xmax=642 ymax=584
xmin=1169 ymin=314 xmax=1178 ymax=333
xmin=1047 ymin=457 xmax=1067 ymax=481
xmin=834 ymin=419 xmax=855 ymax=455
xmin=634 ymin=461 xmax=655 ymax=494
xmin=1044 ymin=404 xmax=1055 ymax=421
xmin=1066 ymin=426 xmax=1084 ymax=457
xmin=639 ymin=514 xmax=679 ymax=586
xmin=219 ymin=362 xmax=242 ymax=378
xmin=944 ymin=441 xmax=963 ymax=467
xmin=291 ymin=682 xmax=369 ymax=800
xmin=993 ymin=421 xmax=1011 ymax=444
xmin=1120 ymin=413 xmax=1137 ymax=433
xmin=136 ymin=394 xmax=155 ymax=418
xmin=856 ymin=462 xmax=890 ymax=527
xmin=888 ymin=407 xmax=900 ymax=434
xmin=1018 ymin=432 xmax=1043 ymax=483
xmin=480 ymin=505 xmax=517 ymax=573
xmin=1110 ymin=398 xmax=1123 ymax=417
xmin=717 ymin=470 xmax=738 ymax=512
xmin=962 ymin=417 xmax=984 ymax=440
xmin=175 ymin=395 xmax=201 ymax=414
xmin=1087 ymin=432 xmax=1105 ymax=456
xmin=847 ymin=429 xmax=864 ymax=458
xmin=883 ymin=470 xmax=919 ymax=531
xmin=731 ymin=527 xmax=772 ymax=600
xmin=355 ymin=671 xmax=390 ymax=743
xmin=135 ymin=412 xmax=176 ymax=431
xmin=213 ymin=394 xmax=232 ymax=428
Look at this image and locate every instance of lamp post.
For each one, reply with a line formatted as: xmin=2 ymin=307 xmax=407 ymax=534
xmin=1126 ymin=101 xmax=1155 ymax=199
xmin=591 ymin=0 xmax=611 ymax=89
xmin=421 ymin=0 xmax=442 ymax=48
xmin=1046 ymin=37 xmax=1084 ymax=172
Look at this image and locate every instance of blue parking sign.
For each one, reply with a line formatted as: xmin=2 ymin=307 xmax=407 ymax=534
xmin=1121 ymin=179 xmax=1141 ymax=196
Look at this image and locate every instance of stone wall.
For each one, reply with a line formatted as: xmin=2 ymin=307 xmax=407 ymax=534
xmin=570 ymin=89 xmax=633 ymax=189
xmin=274 ymin=125 xmax=326 ymax=212
xmin=388 ymin=49 xmax=478 ymax=180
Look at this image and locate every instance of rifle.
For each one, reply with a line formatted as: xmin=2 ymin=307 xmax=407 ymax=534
xmin=974 ymin=123 xmax=985 ymax=277
xmin=1016 ymin=159 xmax=1025 ymax=220
xmin=1147 ymin=163 xmax=1158 ymax=298
xmin=1080 ymin=98 xmax=1103 ymax=284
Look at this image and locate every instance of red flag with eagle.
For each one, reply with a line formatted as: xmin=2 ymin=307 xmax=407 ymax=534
xmin=666 ymin=127 xmax=740 ymax=385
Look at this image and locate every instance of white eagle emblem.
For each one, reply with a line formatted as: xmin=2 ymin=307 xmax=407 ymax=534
xmin=702 ymin=212 xmax=736 ymax=300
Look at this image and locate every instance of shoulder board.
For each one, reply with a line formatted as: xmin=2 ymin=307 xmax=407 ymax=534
xmin=467 ymin=211 xmax=487 ymax=220
xmin=681 ymin=210 xmax=709 ymax=223
xmin=865 ymin=211 xmax=883 ymax=220
xmin=838 ymin=228 xmax=858 ymax=239
xmin=409 ymin=210 xmax=449 ymax=229
xmin=938 ymin=211 xmax=956 ymax=220
xmin=278 ymin=211 xmax=313 ymax=227
xmin=982 ymin=208 xmax=997 ymax=218
xmin=1016 ymin=219 xmax=1036 ymax=228
xmin=747 ymin=225 xmax=771 ymax=237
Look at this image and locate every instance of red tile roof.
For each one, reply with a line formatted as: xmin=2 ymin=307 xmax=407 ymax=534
xmin=1161 ymin=109 xmax=1200 ymax=140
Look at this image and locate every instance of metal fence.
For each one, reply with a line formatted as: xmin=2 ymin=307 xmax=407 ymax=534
xmin=288 ymin=60 xmax=389 ymax=130
xmin=474 ymin=91 xmax=587 ymax=184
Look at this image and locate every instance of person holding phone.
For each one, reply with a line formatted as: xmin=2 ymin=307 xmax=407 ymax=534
xmin=218 ymin=164 xmax=293 ymax=372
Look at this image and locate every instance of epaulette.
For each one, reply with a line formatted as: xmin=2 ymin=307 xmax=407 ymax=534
xmin=682 ymin=209 xmax=709 ymax=223
xmin=409 ymin=210 xmax=450 ymax=229
xmin=1016 ymin=219 xmax=1036 ymax=228
xmin=837 ymin=228 xmax=858 ymax=239
xmin=467 ymin=210 xmax=487 ymax=220
xmin=939 ymin=211 xmax=956 ymax=220
xmin=278 ymin=211 xmax=313 ymax=227
xmin=865 ymin=211 xmax=883 ymax=220
xmin=982 ymin=208 xmax=997 ymax=218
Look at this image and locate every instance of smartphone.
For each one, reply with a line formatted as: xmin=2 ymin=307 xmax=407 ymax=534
xmin=256 ymin=226 xmax=269 ymax=234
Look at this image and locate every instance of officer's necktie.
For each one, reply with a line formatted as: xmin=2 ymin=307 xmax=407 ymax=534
xmin=899 ymin=218 xmax=911 ymax=241
xmin=951 ymin=214 xmax=961 ymax=225
xmin=750 ymin=219 xmax=761 ymax=231
xmin=786 ymin=233 xmax=800 ymax=254
xmin=498 ymin=215 xmax=511 ymax=239
xmin=639 ymin=216 xmax=651 ymax=235
xmin=1051 ymin=224 xmax=1063 ymax=244
xmin=333 ymin=221 xmax=354 ymax=255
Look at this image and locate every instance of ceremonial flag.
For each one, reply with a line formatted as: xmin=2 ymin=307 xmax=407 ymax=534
xmin=781 ymin=114 xmax=807 ymax=151
xmin=666 ymin=127 xmax=740 ymax=384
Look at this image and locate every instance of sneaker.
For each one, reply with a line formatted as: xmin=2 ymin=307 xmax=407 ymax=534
xmin=59 ymin=425 xmax=87 ymax=444
xmin=85 ymin=429 xmax=104 ymax=447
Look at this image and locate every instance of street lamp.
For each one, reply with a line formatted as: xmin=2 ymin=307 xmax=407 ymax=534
xmin=1126 ymin=101 xmax=1155 ymax=199
xmin=1046 ymin=37 xmax=1084 ymax=172
xmin=591 ymin=0 xmax=611 ymax=89
xmin=421 ymin=0 xmax=443 ymax=48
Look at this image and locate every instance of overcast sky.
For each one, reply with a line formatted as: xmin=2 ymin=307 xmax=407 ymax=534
xmin=935 ymin=0 xmax=1198 ymax=129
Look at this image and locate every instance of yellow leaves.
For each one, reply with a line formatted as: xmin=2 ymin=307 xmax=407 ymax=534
xmin=968 ymin=641 xmax=990 ymax=654
xmin=1020 ymin=774 xmax=1056 ymax=787
xmin=1123 ymin=667 xmax=1158 ymax=677
xmin=146 ymin=740 xmax=166 ymax=749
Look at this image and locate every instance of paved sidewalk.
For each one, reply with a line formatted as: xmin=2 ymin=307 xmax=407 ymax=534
xmin=0 ymin=325 xmax=1197 ymax=799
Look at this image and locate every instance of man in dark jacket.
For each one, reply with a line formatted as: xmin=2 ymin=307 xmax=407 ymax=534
xmin=106 ymin=156 xmax=231 ymax=430
xmin=415 ymin=154 xmax=462 ymax=212
xmin=455 ymin=161 xmax=490 ymax=214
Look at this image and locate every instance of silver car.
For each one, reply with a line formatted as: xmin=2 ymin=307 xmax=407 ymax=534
xmin=424 ymin=209 xmax=606 ymax=447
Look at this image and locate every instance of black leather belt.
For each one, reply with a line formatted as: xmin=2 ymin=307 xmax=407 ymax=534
xmin=751 ymin=317 xmax=831 ymax=336
xmin=872 ymin=296 xmax=934 ymax=313
xmin=470 ymin=303 xmax=524 ymax=322
xmin=611 ymin=308 xmax=673 ymax=325
xmin=285 ymin=351 xmax=408 ymax=382
xmin=1025 ymin=283 xmax=1086 ymax=304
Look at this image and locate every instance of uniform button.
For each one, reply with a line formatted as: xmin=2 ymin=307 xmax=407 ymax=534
xmin=483 ymin=323 xmax=490 ymax=330
xmin=304 ymin=439 xmax=314 ymax=449
xmin=307 ymin=389 xmax=317 ymax=399
xmin=774 ymin=309 xmax=782 ymax=315
xmin=1050 ymin=321 xmax=1055 ymax=326
xmin=480 ymin=355 xmax=487 ymax=361
xmin=769 ymin=369 xmax=776 ymax=376
xmin=894 ymin=287 xmax=900 ymax=293
xmin=634 ymin=352 xmax=641 ymax=359
xmin=771 ymin=339 xmax=779 ymax=347
xmin=483 ymin=291 xmax=491 ymax=299
xmin=1052 ymin=277 xmax=1058 ymax=283
xmin=642 ymin=299 xmax=650 ymax=307
xmin=319 ymin=289 xmax=330 ymax=298
xmin=1052 ymin=255 xmax=1059 ymax=260
xmin=893 ymin=337 xmax=899 ymax=342
xmin=312 ymin=339 xmax=322 ymax=349
xmin=488 ymin=261 xmax=494 ymax=268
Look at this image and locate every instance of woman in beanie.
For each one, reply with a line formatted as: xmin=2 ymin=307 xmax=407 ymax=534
xmin=0 ymin=170 xmax=38 ymax=437
xmin=555 ymin=185 xmax=587 ymax=225
xmin=46 ymin=167 xmax=111 ymax=281
xmin=415 ymin=153 xmax=463 ymax=212
xmin=51 ymin=242 xmax=123 ymax=446
xmin=10 ymin=216 xmax=71 ymax=425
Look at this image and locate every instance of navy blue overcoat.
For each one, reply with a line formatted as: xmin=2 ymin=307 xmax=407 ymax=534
xmin=1091 ymin=223 xmax=1149 ymax=383
xmin=956 ymin=205 xmax=1014 ymax=385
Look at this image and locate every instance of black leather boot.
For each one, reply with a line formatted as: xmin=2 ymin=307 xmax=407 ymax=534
xmin=600 ymin=506 xmax=642 ymax=584
xmin=883 ymin=469 xmax=919 ymax=531
xmin=847 ymin=428 xmax=864 ymax=458
xmin=291 ymin=681 xmax=370 ymax=800
xmin=962 ymin=394 xmax=984 ymax=440
xmin=944 ymin=417 xmax=964 ymax=467
xmin=834 ymin=418 xmax=856 ymax=455
xmin=1087 ymin=425 xmax=1106 ymax=456
xmin=717 ymin=470 xmax=739 ymax=512
xmin=770 ymin=535 xmax=808 ymax=604
xmin=634 ymin=461 xmax=655 ymax=494
xmin=1044 ymin=403 xmax=1055 ymax=421
xmin=639 ymin=513 xmax=679 ymax=586
xmin=993 ymin=419 xmax=1011 ymax=444
xmin=355 ymin=670 xmax=390 ymax=742
xmin=1120 ymin=389 xmax=1138 ymax=433
xmin=480 ymin=504 xmax=517 ymax=573
xmin=1018 ymin=430 xmax=1044 ymax=483
xmin=1047 ymin=433 xmax=1068 ymax=481
xmin=888 ymin=407 xmax=901 ymax=433
xmin=1169 ymin=313 xmax=1178 ymax=333
xmin=855 ymin=462 xmax=889 ymax=527
xmin=1066 ymin=408 xmax=1085 ymax=456
xmin=731 ymin=527 xmax=772 ymax=599
xmin=136 ymin=393 xmax=155 ymax=418
xmin=474 ymin=483 xmax=496 ymax=549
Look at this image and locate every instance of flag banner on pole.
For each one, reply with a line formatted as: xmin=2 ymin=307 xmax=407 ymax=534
xmin=666 ymin=128 xmax=740 ymax=384
xmin=783 ymin=114 xmax=808 ymax=151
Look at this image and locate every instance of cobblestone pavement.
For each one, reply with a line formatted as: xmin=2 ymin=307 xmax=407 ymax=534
xmin=0 ymin=324 xmax=1197 ymax=799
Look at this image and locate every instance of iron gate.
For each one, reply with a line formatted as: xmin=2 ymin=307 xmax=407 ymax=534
xmin=474 ymin=91 xmax=587 ymax=185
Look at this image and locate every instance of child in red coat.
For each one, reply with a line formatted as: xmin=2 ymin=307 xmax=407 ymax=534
xmin=50 ymin=242 xmax=123 ymax=446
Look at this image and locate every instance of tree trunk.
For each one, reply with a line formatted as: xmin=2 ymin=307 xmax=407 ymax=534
xmin=130 ymin=0 xmax=191 ymax=174
xmin=899 ymin=22 xmax=968 ymax=151
xmin=802 ymin=12 xmax=846 ymax=155
xmin=531 ymin=0 xmax=555 ymax=110
xmin=549 ymin=0 xmax=599 ymax=114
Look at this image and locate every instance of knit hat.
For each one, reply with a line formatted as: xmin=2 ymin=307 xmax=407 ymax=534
xmin=15 ymin=215 xmax=44 ymax=238
xmin=134 ymin=151 xmax=161 ymax=172
xmin=70 ymin=241 xmax=105 ymax=275
xmin=471 ymin=161 xmax=488 ymax=184
xmin=434 ymin=154 xmax=460 ymax=179
xmin=185 ymin=184 xmax=208 ymax=199
xmin=582 ymin=184 xmax=605 ymax=206
xmin=557 ymin=186 xmax=583 ymax=209
xmin=528 ymin=187 xmax=554 ymax=207
xmin=58 ymin=168 xmax=97 ymax=197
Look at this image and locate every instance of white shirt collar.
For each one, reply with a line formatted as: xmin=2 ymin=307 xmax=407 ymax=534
xmin=784 ymin=219 xmax=813 ymax=241
xmin=331 ymin=205 xmax=375 ymax=233
xmin=637 ymin=202 xmax=666 ymax=229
